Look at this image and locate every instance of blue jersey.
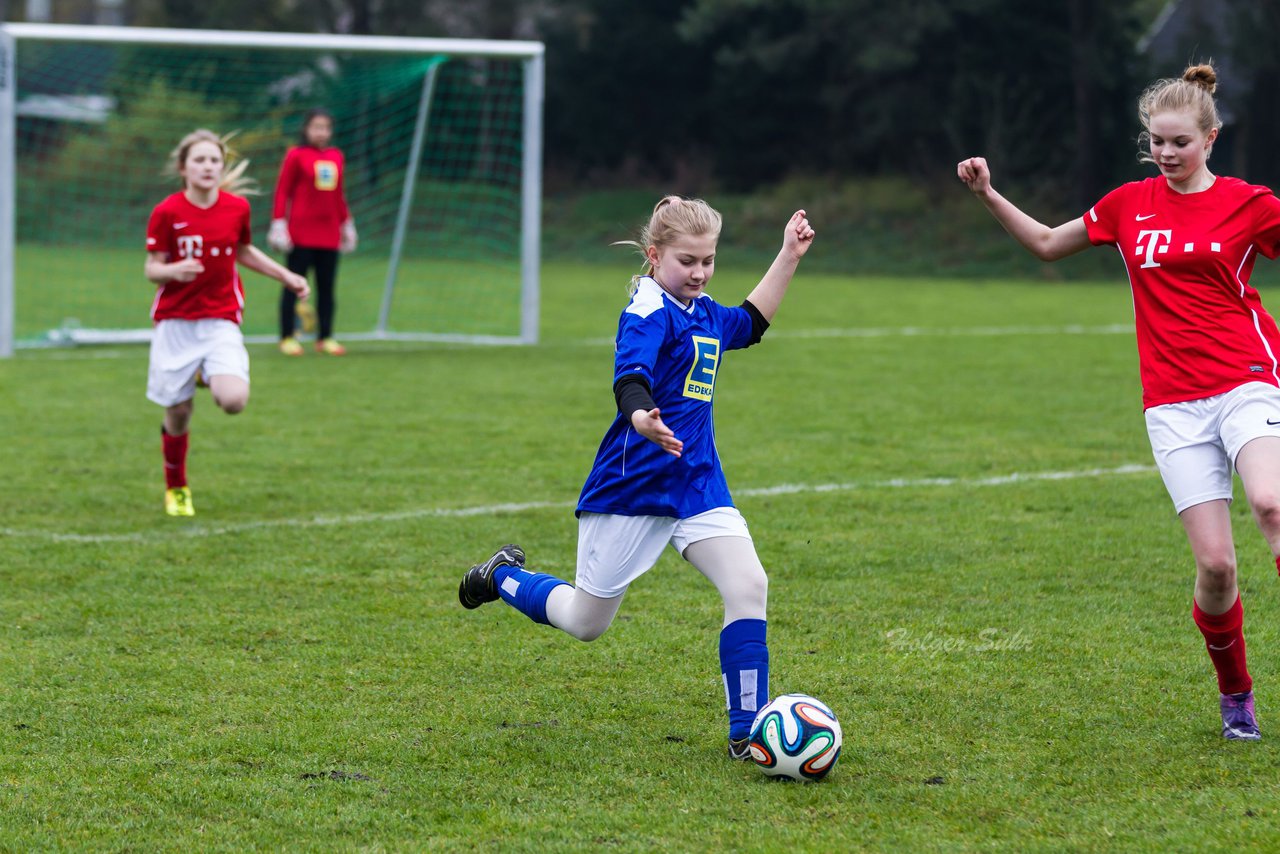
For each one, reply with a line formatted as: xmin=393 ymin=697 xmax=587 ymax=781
xmin=577 ymin=276 xmax=758 ymax=519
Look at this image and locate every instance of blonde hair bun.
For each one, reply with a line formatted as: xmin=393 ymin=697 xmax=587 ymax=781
xmin=1182 ymin=63 xmax=1217 ymax=94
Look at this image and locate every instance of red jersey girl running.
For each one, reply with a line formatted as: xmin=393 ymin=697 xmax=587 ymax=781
xmin=146 ymin=129 xmax=310 ymax=517
xmin=268 ymin=108 xmax=356 ymax=356
xmin=958 ymin=64 xmax=1280 ymax=742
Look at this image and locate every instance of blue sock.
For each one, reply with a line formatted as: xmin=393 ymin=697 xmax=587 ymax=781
xmin=493 ymin=564 xmax=571 ymax=626
xmin=720 ymin=618 xmax=769 ymax=740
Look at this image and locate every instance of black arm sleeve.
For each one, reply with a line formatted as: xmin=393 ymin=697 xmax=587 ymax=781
xmin=614 ymin=373 xmax=657 ymax=417
xmin=742 ymin=299 xmax=770 ymax=346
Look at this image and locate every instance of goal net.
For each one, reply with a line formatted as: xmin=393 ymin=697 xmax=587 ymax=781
xmin=0 ymin=24 xmax=543 ymax=355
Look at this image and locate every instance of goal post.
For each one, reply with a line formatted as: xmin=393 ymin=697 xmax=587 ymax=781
xmin=0 ymin=23 xmax=544 ymax=355
xmin=1 ymin=27 xmax=15 ymax=358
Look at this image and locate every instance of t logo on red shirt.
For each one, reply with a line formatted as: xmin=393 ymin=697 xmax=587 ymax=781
xmin=177 ymin=234 xmax=204 ymax=258
xmin=1136 ymin=229 xmax=1172 ymax=269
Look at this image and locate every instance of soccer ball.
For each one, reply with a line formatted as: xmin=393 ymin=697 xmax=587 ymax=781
xmin=748 ymin=693 xmax=842 ymax=782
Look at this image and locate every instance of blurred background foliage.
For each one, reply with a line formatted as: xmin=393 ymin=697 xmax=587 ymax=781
xmin=6 ymin=0 xmax=1279 ymax=280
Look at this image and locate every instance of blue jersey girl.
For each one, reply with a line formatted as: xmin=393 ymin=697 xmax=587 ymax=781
xmin=459 ymin=196 xmax=815 ymax=759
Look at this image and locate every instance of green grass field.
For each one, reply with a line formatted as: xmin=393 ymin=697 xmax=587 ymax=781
xmin=4 ymin=260 xmax=1280 ymax=850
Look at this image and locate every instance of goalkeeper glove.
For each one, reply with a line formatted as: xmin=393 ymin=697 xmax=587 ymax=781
xmin=267 ymin=218 xmax=293 ymax=254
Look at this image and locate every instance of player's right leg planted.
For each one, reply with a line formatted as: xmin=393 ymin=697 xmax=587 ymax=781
xmin=161 ymin=426 xmax=194 ymax=517
xmin=1221 ymin=691 xmax=1261 ymax=740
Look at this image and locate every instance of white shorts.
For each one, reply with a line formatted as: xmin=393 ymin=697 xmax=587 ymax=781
xmin=1145 ymin=382 xmax=1280 ymax=513
xmin=146 ymin=318 xmax=249 ymax=407
xmin=575 ymin=507 xmax=752 ymax=598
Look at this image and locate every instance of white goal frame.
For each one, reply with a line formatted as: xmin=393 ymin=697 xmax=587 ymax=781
xmin=0 ymin=23 xmax=544 ymax=356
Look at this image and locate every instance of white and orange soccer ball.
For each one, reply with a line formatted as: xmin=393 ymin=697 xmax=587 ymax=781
xmin=747 ymin=693 xmax=842 ymax=782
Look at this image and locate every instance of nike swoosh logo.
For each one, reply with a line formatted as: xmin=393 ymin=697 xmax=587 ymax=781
xmin=1208 ymin=639 xmax=1237 ymax=651
xmin=173 ymin=222 xmax=189 ymax=229
xmin=1268 ymin=419 xmax=1280 ymax=426
xmin=1135 ymin=214 xmax=1156 ymax=221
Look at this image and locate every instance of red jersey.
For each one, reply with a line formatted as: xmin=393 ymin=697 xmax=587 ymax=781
xmin=146 ymin=191 xmax=252 ymax=324
xmin=1084 ymin=175 xmax=1280 ymax=409
xmin=271 ymin=145 xmax=350 ymax=250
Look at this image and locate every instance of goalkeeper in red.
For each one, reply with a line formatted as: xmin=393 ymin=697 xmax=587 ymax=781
xmin=146 ymin=129 xmax=309 ymax=517
xmin=269 ymin=108 xmax=356 ymax=356
xmin=958 ymin=63 xmax=1280 ymax=741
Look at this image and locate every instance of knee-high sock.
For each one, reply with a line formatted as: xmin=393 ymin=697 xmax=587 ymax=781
xmin=493 ymin=564 xmax=571 ymax=626
xmin=162 ymin=427 xmax=188 ymax=489
xmin=1194 ymin=594 xmax=1251 ymax=695
xmin=721 ymin=618 xmax=768 ymax=740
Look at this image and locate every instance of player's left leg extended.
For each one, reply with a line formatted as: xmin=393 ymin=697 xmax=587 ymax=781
xmin=683 ymin=535 xmax=769 ymax=748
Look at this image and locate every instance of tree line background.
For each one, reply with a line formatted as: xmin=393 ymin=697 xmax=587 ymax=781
xmin=6 ymin=0 xmax=1280 ymax=275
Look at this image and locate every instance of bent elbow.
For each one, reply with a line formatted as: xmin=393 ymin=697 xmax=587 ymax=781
xmin=1033 ymin=238 xmax=1069 ymax=263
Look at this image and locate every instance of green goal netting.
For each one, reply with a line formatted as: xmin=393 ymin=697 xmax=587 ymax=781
xmin=0 ymin=24 xmax=543 ymax=355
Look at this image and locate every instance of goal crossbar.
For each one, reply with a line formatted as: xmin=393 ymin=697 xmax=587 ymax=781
xmin=0 ymin=23 xmax=544 ymax=59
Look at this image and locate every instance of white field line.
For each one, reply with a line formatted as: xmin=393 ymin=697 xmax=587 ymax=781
xmin=0 ymin=464 xmax=1156 ymax=545
xmin=15 ymin=322 xmax=1133 ymax=359
xmin=767 ymin=323 xmax=1133 ymax=340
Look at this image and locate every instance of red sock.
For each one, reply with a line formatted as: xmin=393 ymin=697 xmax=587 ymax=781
xmin=1193 ymin=595 xmax=1251 ymax=695
xmin=162 ymin=428 xmax=188 ymax=489
xmin=1274 ymin=555 xmax=1280 ymax=578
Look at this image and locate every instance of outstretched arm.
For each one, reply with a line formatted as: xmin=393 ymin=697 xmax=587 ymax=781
xmin=238 ymin=243 xmax=310 ymax=299
xmin=744 ymin=210 xmax=816 ymax=323
xmin=957 ymin=157 xmax=1090 ymax=262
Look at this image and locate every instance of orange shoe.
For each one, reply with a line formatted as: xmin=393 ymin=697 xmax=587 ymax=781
xmin=279 ymin=337 xmax=304 ymax=356
xmin=316 ymin=338 xmax=347 ymax=356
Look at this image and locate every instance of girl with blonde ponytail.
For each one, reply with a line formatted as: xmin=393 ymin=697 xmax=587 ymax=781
xmin=958 ymin=63 xmax=1280 ymax=741
xmin=143 ymin=129 xmax=310 ymax=518
xmin=458 ymin=195 xmax=816 ymax=761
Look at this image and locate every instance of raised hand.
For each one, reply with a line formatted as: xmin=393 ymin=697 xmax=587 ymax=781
xmin=957 ymin=156 xmax=992 ymax=194
xmin=783 ymin=209 xmax=815 ymax=259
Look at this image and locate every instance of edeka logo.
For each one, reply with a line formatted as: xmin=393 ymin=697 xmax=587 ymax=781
xmin=1136 ymin=229 xmax=1173 ymax=269
xmin=683 ymin=335 xmax=720 ymax=401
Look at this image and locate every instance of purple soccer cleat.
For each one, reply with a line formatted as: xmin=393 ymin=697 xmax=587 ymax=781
xmin=1220 ymin=691 xmax=1261 ymax=741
